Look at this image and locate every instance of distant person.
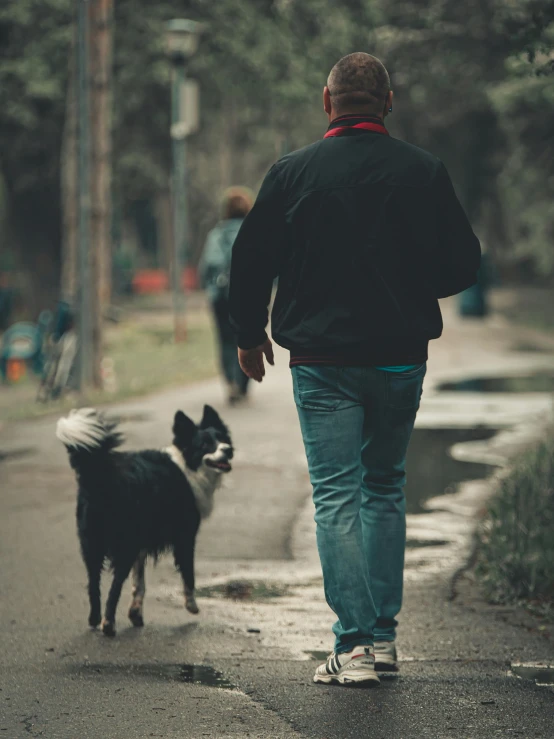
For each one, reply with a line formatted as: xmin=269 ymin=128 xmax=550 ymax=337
xmin=200 ymin=187 xmax=253 ymax=405
xmin=229 ymin=53 xmax=480 ymax=686
xmin=459 ymin=249 xmax=493 ymax=317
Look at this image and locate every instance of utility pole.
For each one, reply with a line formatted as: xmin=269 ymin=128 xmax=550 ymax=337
xmin=76 ymin=0 xmax=93 ymax=389
xmin=61 ymin=26 xmax=78 ymax=304
xmin=89 ymin=0 xmax=113 ymax=386
xmin=74 ymin=0 xmax=113 ymax=391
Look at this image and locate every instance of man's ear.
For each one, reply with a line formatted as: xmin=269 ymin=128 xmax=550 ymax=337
xmin=384 ymin=90 xmax=394 ymax=117
xmin=200 ymin=405 xmax=230 ymax=437
xmin=173 ymin=411 xmax=197 ymax=447
xmin=323 ymin=86 xmax=332 ymax=116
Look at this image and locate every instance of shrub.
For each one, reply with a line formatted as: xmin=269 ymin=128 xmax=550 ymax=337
xmin=477 ymin=434 xmax=554 ymax=609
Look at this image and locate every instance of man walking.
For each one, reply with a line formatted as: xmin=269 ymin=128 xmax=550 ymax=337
xmin=229 ymin=53 xmax=480 ymax=687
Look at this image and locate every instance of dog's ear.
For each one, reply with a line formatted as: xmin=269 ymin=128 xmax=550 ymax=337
xmin=200 ymin=405 xmax=229 ymax=436
xmin=173 ymin=411 xmax=197 ymax=447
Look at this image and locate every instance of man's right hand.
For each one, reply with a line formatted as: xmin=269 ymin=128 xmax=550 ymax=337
xmin=238 ymin=339 xmax=275 ymax=382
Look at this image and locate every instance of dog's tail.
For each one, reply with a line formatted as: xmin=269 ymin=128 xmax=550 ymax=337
xmin=56 ymin=408 xmax=124 ymax=469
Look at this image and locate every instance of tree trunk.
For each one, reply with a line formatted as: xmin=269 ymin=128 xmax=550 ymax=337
xmin=88 ymin=0 xmax=113 ymax=387
xmin=61 ymin=27 xmax=78 ymax=303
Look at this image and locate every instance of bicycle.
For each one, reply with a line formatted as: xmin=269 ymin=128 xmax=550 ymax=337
xmin=36 ymin=302 xmax=78 ymax=403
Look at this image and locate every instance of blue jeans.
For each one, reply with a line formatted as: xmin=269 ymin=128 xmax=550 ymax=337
xmin=292 ymin=363 xmax=426 ymax=654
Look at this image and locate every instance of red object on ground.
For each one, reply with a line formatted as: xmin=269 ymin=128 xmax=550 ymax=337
xmin=132 ymin=267 xmax=199 ymax=294
xmin=182 ymin=267 xmax=198 ymax=291
xmin=6 ymin=358 xmax=26 ymax=383
xmin=132 ymin=270 xmax=169 ymax=294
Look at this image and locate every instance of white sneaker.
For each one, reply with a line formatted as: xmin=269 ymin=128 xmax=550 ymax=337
xmin=313 ymin=645 xmax=380 ymax=686
xmin=374 ymin=640 xmax=398 ymax=671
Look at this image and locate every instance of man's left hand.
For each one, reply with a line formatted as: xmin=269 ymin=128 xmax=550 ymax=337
xmin=238 ymin=339 xmax=275 ymax=382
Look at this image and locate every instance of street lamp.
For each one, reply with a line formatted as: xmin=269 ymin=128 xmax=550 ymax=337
xmin=167 ymin=19 xmax=201 ymax=62
xmin=167 ymin=19 xmax=202 ymax=343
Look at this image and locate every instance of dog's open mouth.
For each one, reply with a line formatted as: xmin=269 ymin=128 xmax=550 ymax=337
xmin=205 ymin=458 xmax=232 ymax=473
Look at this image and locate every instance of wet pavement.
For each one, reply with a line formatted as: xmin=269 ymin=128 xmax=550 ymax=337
xmin=79 ymin=661 xmax=239 ymax=690
xmin=1 ymin=296 xmax=554 ymax=738
xmin=196 ymin=581 xmax=291 ymax=601
xmin=438 ymin=373 xmax=554 ymax=393
xmin=510 ymin=663 xmax=554 ymax=688
xmin=405 ymin=427 xmax=498 ymax=514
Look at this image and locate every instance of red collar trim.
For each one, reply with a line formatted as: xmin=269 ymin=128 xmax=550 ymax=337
xmin=324 ymin=120 xmax=389 ymax=138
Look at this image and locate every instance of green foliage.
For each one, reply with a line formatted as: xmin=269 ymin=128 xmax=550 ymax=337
xmin=1 ymin=0 xmax=554 ymax=283
xmin=111 ymin=0 xmax=382 ymax=258
xmin=0 ymin=0 xmax=72 ymax=191
xmin=477 ymin=434 xmax=554 ymax=608
xmin=0 ymin=0 xmax=378 ymax=272
xmin=488 ymin=29 xmax=554 ymax=275
xmin=369 ymin=0 xmax=554 ymax=274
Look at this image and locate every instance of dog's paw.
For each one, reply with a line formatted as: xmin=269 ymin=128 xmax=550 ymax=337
xmin=185 ymin=598 xmax=200 ymax=615
xmin=101 ymin=618 xmax=116 ymax=637
xmin=128 ymin=607 xmax=144 ymax=627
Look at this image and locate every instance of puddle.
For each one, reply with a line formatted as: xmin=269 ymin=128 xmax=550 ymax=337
xmin=510 ymin=663 xmax=554 ymax=687
xmin=438 ymin=374 xmax=554 ymax=393
xmin=0 ymin=447 xmax=36 ymax=463
xmin=79 ymin=662 xmax=236 ymax=690
xmin=406 ymin=539 xmax=449 ymax=548
xmin=178 ymin=664 xmax=236 ymax=690
xmin=196 ymin=580 xmax=290 ymax=601
xmin=405 ymin=427 xmax=498 ymax=514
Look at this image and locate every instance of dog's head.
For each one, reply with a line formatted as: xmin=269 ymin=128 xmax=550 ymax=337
xmin=172 ymin=405 xmax=233 ymax=474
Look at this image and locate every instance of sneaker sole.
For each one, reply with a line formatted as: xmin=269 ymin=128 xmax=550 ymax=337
xmin=374 ymin=660 xmax=399 ymax=672
xmin=314 ymin=669 xmax=380 ymax=687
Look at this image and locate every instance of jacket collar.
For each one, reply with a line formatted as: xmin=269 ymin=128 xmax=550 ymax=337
xmin=325 ymin=115 xmax=389 ymax=139
xmin=327 ymin=114 xmax=385 ymax=131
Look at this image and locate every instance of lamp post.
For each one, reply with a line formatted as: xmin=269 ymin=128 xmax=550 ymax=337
xmin=167 ymin=19 xmax=201 ymax=343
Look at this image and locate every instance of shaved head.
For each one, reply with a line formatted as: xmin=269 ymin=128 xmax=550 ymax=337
xmin=327 ymin=52 xmax=390 ymax=116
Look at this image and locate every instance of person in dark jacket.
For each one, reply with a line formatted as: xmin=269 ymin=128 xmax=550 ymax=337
xmin=229 ymin=53 xmax=481 ymax=686
xmin=199 ymin=187 xmax=253 ymax=404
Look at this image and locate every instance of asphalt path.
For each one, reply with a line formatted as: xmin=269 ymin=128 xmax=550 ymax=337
xmin=1 ymin=299 xmax=554 ymax=738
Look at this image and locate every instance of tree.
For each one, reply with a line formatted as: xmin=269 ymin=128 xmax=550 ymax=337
xmin=2 ymin=0 xmax=554 ymax=316
xmin=0 ymin=0 xmax=72 ymax=315
xmin=368 ymin=0 xmax=554 ymax=272
xmin=89 ymin=0 xmax=114 ymax=386
xmin=488 ymin=1 xmax=554 ymax=275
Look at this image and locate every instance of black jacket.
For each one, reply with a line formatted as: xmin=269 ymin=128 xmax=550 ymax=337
xmin=229 ymin=116 xmax=481 ymax=363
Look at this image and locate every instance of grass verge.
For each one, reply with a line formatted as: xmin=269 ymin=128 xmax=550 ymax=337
xmin=0 ymin=307 xmax=218 ymax=423
xmin=476 ymin=433 xmax=554 ymax=618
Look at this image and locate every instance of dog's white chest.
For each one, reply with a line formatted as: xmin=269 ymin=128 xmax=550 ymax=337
xmin=163 ymin=445 xmax=221 ymax=520
xmin=184 ymin=466 xmax=221 ymax=519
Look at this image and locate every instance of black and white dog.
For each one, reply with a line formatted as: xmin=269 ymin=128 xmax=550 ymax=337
xmin=56 ymin=405 xmax=233 ymax=636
